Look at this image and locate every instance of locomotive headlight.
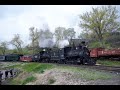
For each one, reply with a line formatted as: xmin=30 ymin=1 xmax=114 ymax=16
xmin=35 ymin=56 xmax=38 ymax=58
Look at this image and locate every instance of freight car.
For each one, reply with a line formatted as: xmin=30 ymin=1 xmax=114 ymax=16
xmin=20 ymin=55 xmax=33 ymax=62
xmin=5 ymin=54 xmax=23 ymax=61
xmin=0 ymin=55 xmax=6 ymax=61
xmin=0 ymin=54 xmax=23 ymax=61
xmin=90 ymin=48 xmax=120 ymax=60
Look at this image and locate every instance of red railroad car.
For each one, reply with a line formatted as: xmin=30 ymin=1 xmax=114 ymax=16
xmin=20 ymin=55 xmax=33 ymax=62
xmin=90 ymin=48 xmax=120 ymax=60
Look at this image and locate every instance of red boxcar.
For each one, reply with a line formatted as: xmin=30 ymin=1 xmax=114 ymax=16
xmin=20 ymin=55 xmax=33 ymax=62
xmin=90 ymin=48 xmax=104 ymax=58
xmin=90 ymin=48 xmax=120 ymax=60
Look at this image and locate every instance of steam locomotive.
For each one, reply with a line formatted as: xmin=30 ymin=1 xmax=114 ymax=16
xmin=32 ymin=41 xmax=96 ymax=65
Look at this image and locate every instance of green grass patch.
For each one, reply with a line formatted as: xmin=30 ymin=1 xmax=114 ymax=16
xmin=97 ymin=60 xmax=120 ymax=67
xmin=57 ymin=65 xmax=113 ymax=80
xmin=33 ymin=64 xmax=54 ymax=73
xmin=22 ymin=63 xmax=39 ymax=72
xmin=22 ymin=76 xmax=36 ymax=85
xmin=22 ymin=63 xmax=54 ymax=73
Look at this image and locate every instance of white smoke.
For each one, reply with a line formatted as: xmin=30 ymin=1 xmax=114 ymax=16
xmin=39 ymin=38 xmax=55 ymax=48
xmin=39 ymin=30 xmax=69 ymax=48
xmin=58 ymin=40 xmax=69 ymax=48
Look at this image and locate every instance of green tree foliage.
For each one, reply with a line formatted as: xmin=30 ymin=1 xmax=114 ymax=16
xmin=0 ymin=41 xmax=8 ymax=55
xmin=10 ymin=34 xmax=23 ymax=54
xmin=54 ymin=27 xmax=66 ymax=47
xmin=105 ymin=32 xmax=120 ymax=48
xmin=79 ymin=5 xmax=120 ymax=48
xmin=54 ymin=27 xmax=76 ymax=47
xmin=64 ymin=28 xmax=76 ymax=41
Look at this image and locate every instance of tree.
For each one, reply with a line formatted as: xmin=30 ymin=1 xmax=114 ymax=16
xmin=10 ymin=34 xmax=23 ymax=54
xmin=29 ymin=27 xmax=40 ymax=54
xmin=64 ymin=28 xmax=76 ymax=41
xmin=0 ymin=41 xmax=8 ymax=55
xmin=105 ymin=31 xmax=120 ymax=48
xmin=54 ymin=27 xmax=66 ymax=47
xmin=79 ymin=5 xmax=120 ymax=47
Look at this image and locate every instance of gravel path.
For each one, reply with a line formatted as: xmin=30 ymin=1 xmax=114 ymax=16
xmin=27 ymin=68 xmax=120 ymax=85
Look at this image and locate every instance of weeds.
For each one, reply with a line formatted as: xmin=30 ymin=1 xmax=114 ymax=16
xmin=22 ymin=76 xmax=36 ymax=85
xmin=97 ymin=60 xmax=120 ymax=66
xmin=48 ymin=79 xmax=56 ymax=84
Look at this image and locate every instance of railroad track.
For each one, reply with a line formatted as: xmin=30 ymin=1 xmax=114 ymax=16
xmin=90 ymin=65 xmax=120 ymax=73
xmin=54 ymin=63 xmax=120 ymax=73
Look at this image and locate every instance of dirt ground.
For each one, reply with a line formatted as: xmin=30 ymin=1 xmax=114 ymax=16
xmin=26 ymin=68 xmax=120 ymax=85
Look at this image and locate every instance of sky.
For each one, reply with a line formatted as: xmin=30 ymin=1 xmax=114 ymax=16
xmin=0 ymin=5 xmax=120 ymax=48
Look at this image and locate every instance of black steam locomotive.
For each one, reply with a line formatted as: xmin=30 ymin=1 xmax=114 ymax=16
xmin=32 ymin=41 xmax=96 ymax=65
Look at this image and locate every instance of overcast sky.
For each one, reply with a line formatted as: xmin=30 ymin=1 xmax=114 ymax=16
xmin=0 ymin=5 xmax=120 ymax=48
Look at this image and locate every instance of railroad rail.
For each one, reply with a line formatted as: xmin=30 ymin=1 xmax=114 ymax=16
xmin=54 ymin=63 xmax=120 ymax=73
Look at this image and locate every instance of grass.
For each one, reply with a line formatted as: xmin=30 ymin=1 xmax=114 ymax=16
xmin=22 ymin=63 xmax=40 ymax=72
xmin=7 ymin=63 xmax=55 ymax=85
xmin=33 ymin=64 xmax=54 ymax=73
xmin=10 ymin=76 xmax=36 ymax=85
xmin=97 ymin=60 xmax=120 ymax=67
xmin=22 ymin=63 xmax=54 ymax=73
xmin=22 ymin=76 xmax=36 ymax=85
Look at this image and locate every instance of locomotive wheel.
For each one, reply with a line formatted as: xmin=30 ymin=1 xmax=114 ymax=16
xmin=92 ymin=59 xmax=96 ymax=65
xmin=73 ymin=59 xmax=78 ymax=65
xmin=46 ymin=59 xmax=49 ymax=63
xmin=58 ymin=60 xmax=63 ymax=64
xmin=64 ymin=59 xmax=67 ymax=64
xmin=81 ymin=59 xmax=85 ymax=65
xmin=77 ymin=58 xmax=81 ymax=65
xmin=39 ymin=60 xmax=42 ymax=63
xmin=88 ymin=59 xmax=96 ymax=65
xmin=58 ymin=60 xmax=61 ymax=64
